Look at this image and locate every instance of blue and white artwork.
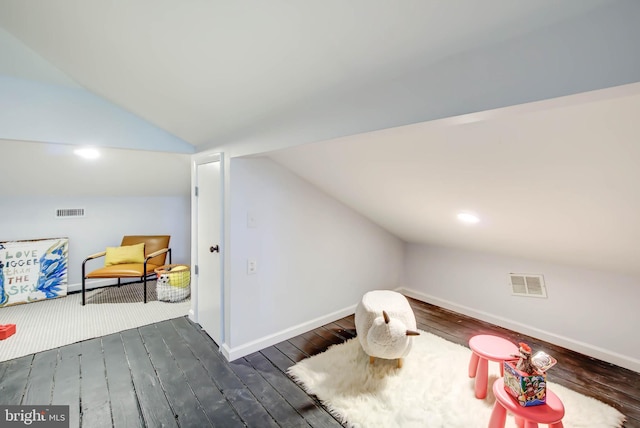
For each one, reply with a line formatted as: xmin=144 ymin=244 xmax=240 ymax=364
xmin=0 ymin=238 xmax=68 ymax=307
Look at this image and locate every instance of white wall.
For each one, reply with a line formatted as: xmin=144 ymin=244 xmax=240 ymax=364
xmin=0 ymin=195 xmax=191 ymax=290
xmin=402 ymin=243 xmax=640 ymax=372
xmin=224 ymin=157 xmax=404 ymax=359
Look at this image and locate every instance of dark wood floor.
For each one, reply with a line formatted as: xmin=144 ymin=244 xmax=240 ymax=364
xmin=0 ymin=297 xmax=638 ymax=427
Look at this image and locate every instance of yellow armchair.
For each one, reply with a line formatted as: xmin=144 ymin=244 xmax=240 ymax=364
xmin=81 ymin=235 xmax=171 ymax=305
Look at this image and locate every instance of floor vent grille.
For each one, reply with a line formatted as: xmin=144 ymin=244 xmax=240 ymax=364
xmin=509 ymin=273 xmax=547 ymax=298
xmin=56 ymin=208 xmax=85 ymax=218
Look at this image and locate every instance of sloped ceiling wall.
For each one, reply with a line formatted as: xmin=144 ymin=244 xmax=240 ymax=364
xmin=268 ymin=83 xmax=640 ymax=276
xmin=0 ymin=0 xmax=634 ymax=153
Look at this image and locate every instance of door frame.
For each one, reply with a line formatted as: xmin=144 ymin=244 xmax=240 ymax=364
xmin=190 ymin=151 xmax=225 ymax=346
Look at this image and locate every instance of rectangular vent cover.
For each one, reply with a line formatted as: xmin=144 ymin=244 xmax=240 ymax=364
xmin=56 ymin=208 xmax=85 ymax=218
xmin=509 ymin=273 xmax=547 ymax=298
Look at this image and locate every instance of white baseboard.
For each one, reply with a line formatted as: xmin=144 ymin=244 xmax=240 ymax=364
xmin=399 ymin=287 xmax=640 ymax=374
xmin=219 ymin=343 xmax=233 ymax=361
xmin=220 ymin=303 xmax=358 ymax=362
xmin=67 ymin=279 xmax=118 ymax=293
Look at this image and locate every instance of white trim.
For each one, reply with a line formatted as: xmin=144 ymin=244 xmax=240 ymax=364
xmin=220 ymin=303 xmax=357 ymax=362
xmin=190 ymin=157 xmax=199 ymax=324
xmin=399 ymin=287 xmax=640 ymax=373
xmin=190 ymin=152 xmax=225 ymax=345
xmin=219 ymin=343 xmax=233 ymax=361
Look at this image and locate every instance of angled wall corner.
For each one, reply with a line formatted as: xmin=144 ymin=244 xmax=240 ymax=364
xmin=0 ymin=75 xmax=195 ymax=153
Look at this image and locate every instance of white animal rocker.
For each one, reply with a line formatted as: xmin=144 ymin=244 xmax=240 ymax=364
xmin=355 ymin=290 xmax=420 ymax=368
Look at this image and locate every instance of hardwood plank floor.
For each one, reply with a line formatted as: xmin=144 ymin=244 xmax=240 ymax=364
xmin=0 ymin=297 xmax=637 ymax=427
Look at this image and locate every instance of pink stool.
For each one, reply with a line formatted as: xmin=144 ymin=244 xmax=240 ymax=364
xmin=489 ymin=378 xmax=565 ymax=428
xmin=468 ymin=335 xmax=518 ymax=399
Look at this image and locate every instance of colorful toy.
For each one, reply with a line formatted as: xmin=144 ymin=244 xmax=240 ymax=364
xmin=515 ymin=342 xmax=538 ymax=375
xmin=503 ymin=342 xmax=557 ymax=407
xmin=504 ymin=360 xmax=547 ymax=407
xmin=0 ymin=324 xmax=16 ymax=340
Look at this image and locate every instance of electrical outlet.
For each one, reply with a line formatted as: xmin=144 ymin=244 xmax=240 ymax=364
xmin=247 ymin=259 xmax=257 ymax=275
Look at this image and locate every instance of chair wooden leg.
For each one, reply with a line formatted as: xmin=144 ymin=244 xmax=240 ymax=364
xmin=369 ymin=356 xmax=375 ymax=364
xmin=398 ymin=358 xmax=403 ymax=368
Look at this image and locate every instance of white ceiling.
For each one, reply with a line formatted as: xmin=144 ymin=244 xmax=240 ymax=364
xmin=1 ymin=1 xmax=639 ymax=276
xmin=269 ymin=83 xmax=640 ymax=276
xmin=0 ymin=0 xmax=612 ymax=147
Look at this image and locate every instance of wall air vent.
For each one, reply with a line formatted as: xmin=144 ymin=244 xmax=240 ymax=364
xmin=56 ymin=208 xmax=85 ymax=218
xmin=509 ymin=273 xmax=547 ymax=298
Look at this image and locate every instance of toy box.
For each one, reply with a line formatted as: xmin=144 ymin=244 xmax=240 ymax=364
xmin=503 ymin=360 xmax=546 ymax=407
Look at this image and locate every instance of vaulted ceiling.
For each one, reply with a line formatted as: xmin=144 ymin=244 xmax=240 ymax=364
xmin=1 ymin=1 xmax=640 ymax=275
xmin=0 ymin=0 xmax=629 ymax=152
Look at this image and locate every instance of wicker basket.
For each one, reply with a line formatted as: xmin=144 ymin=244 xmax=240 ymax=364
xmin=154 ymin=264 xmax=191 ymax=302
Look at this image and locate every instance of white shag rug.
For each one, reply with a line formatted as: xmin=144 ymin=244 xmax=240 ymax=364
xmin=0 ymin=283 xmax=190 ymax=362
xmin=288 ymin=331 xmax=626 ymax=428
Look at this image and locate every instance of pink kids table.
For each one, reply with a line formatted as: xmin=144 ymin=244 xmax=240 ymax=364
xmin=468 ymin=334 xmax=519 ymax=399
xmin=489 ymin=378 xmax=565 ymax=428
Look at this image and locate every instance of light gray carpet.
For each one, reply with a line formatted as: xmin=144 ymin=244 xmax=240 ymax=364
xmin=86 ymin=281 xmax=161 ymax=304
xmin=0 ymin=282 xmax=190 ymax=362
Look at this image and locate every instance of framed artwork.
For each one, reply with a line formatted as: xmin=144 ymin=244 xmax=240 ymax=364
xmin=0 ymin=237 xmax=68 ymax=307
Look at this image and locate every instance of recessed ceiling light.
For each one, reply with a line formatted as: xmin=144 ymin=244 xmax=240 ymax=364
xmin=74 ymin=147 xmax=100 ymax=160
xmin=457 ymin=212 xmax=480 ymax=224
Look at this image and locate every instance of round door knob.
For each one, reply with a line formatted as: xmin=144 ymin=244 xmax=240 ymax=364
xmin=210 ymin=245 xmax=219 ymax=253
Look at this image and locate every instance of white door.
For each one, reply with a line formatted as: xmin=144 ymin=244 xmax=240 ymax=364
xmin=196 ymin=160 xmax=222 ymax=345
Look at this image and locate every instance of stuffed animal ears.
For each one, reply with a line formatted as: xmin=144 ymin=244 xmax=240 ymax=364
xmin=382 ymin=310 xmax=419 ymax=336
